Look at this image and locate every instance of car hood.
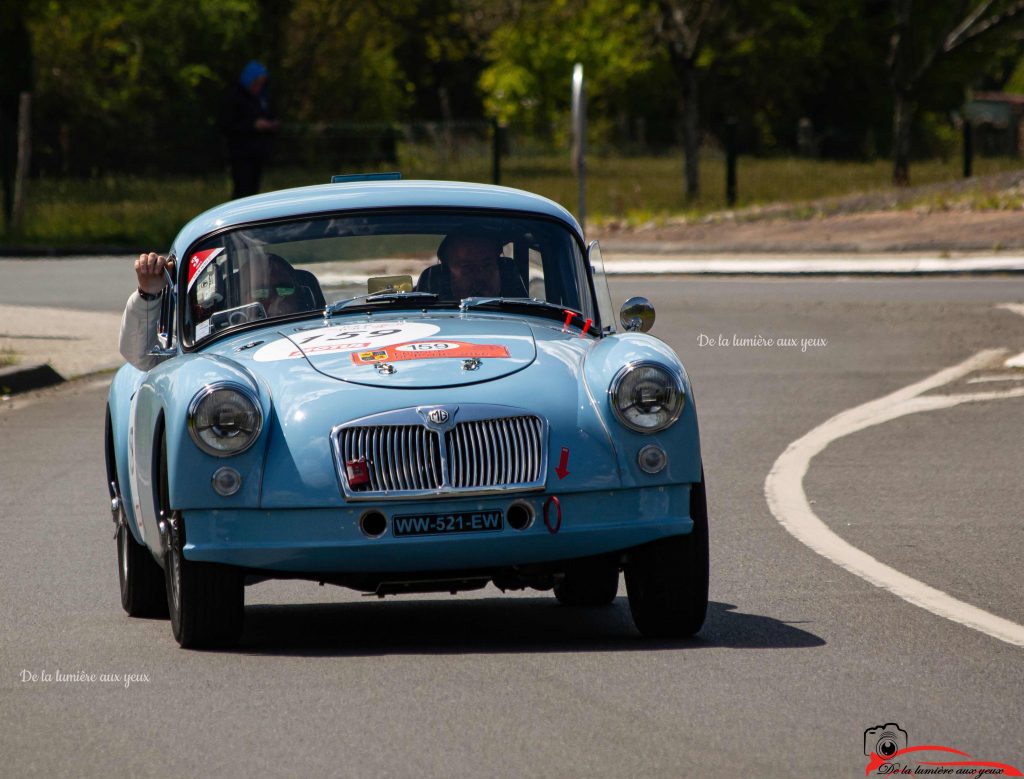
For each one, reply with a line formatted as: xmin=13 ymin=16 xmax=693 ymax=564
xmin=231 ymin=313 xmax=539 ymax=389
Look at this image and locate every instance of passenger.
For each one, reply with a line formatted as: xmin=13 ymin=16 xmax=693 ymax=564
xmin=416 ymin=230 xmax=528 ymax=299
xmin=119 ymin=252 xmax=171 ymax=371
xmin=242 ymin=253 xmax=308 ymax=318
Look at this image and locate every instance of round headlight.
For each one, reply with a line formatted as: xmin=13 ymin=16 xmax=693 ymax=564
xmin=609 ymin=362 xmax=685 ymax=433
xmin=188 ymin=384 xmax=262 ymax=456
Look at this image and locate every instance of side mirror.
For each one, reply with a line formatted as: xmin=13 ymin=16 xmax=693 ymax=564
xmin=620 ymin=296 xmax=655 ymax=333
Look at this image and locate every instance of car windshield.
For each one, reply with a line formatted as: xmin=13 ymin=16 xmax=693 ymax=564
xmin=183 ymin=211 xmax=593 ymax=345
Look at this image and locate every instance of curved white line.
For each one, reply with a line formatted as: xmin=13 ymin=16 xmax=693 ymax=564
xmin=765 ymin=348 xmax=1024 ymax=647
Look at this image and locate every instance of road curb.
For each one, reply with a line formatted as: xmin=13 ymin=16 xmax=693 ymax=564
xmin=0 ymin=363 xmax=66 ymax=396
xmin=602 ymin=255 xmax=1024 ymax=275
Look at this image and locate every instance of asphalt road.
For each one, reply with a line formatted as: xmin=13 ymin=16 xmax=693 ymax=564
xmin=2 ymin=276 xmax=1023 ymax=777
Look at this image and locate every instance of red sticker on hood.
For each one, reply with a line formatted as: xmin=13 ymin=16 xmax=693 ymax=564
xmin=187 ymin=247 xmax=225 ymax=291
xmin=351 ymin=340 xmax=510 ymax=364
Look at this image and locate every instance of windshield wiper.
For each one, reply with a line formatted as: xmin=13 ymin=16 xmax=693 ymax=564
xmin=459 ymin=297 xmax=582 ymax=324
xmin=325 ymin=291 xmax=439 ymax=317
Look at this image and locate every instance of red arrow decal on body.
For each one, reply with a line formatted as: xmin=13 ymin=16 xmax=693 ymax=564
xmin=555 ymin=447 xmax=570 ymax=479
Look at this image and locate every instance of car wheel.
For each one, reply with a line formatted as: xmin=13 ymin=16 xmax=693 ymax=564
xmin=164 ymin=520 xmax=244 ymax=649
xmin=157 ymin=438 xmax=243 ymax=649
xmin=117 ymin=511 xmax=169 ymax=618
xmin=624 ymin=474 xmax=709 ymax=638
xmin=554 ymin=558 xmax=619 ymax=607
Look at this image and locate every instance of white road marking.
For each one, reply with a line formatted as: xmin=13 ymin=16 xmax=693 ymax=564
xmin=765 ymin=349 xmax=1024 ymax=647
xmin=997 ymin=303 xmax=1024 ymax=318
xmin=966 ymin=373 xmax=1024 ymax=384
xmin=995 ymin=305 xmax=1024 ymax=367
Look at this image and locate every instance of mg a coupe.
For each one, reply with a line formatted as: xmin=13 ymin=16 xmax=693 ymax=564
xmin=104 ymin=176 xmax=709 ymax=647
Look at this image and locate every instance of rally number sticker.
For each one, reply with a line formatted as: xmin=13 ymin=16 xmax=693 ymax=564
xmin=351 ymin=340 xmax=510 ymax=364
xmin=252 ymin=322 xmax=440 ymax=362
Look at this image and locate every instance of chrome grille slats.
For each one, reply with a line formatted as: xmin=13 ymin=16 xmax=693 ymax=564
xmin=445 ymin=415 xmax=544 ymax=490
xmin=527 ymin=417 xmax=540 ymax=480
xmin=468 ymin=421 xmax=480 ymax=486
xmin=481 ymin=421 xmax=492 ymax=486
xmin=397 ymin=425 xmax=409 ymax=490
xmin=519 ymin=417 xmax=531 ymax=481
xmin=510 ymin=417 xmax=525 ymax=483
xmin=450 ymin=425 xmax=463 ymax=487
xmin=372 ymin=427 xmax=383 ymax=491
xmin=334 ymin=410 xmax=545 ymax=499
xmin=498 ymin=420 xmax=512 ymax=483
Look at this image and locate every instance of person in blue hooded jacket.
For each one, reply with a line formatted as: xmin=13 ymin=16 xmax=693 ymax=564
xmin=220 ymin=60 xmax=280 ymax=199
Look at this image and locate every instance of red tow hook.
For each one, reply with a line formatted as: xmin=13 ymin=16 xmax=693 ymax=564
xmin=543 ymin=496 xmax=562 ymax=534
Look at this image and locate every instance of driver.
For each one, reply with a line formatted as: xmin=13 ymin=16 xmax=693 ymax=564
xmin=415 ymin=230 xmax=528 ymax=299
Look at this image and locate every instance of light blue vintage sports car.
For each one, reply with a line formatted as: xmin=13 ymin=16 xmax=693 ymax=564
xmin=105 ymin=174 xmax=708 ymax=648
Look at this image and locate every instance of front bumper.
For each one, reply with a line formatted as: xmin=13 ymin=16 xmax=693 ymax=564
xmin=181 ymin=485 xmax=694 ymax=573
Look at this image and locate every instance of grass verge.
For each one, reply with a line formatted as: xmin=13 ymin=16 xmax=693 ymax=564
xmin=1 ymin=151 xmax=1022 ymax=248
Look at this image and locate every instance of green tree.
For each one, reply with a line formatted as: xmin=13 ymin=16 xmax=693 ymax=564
xmin=278 ymin=0 xmax=408 ymax=123
xmin=479 ymin=0 xmax=656 ymax=142
xmin=30 ymin=0 xmax=260 ymax=173
xmin=654 ymin=1 xmax=724 ymax=200
xmin=887 ymin=0 xmax=1024 ymax=184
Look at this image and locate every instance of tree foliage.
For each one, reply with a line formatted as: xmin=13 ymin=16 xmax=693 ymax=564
xmin=479 ymin=0 xmax=657 ymax=141
xmin=20 ymin=0 xmax=1024 ymax=191
xmin=31 ymin=0 xmax=261 ymax=173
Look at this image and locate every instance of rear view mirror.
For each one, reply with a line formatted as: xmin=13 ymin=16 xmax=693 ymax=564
xmin=368 ymin=275 xmax=414 ymax=294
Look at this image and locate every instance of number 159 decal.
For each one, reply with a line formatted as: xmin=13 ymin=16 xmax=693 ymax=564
xmin=253 ymin=322 xmax=441 ymax=362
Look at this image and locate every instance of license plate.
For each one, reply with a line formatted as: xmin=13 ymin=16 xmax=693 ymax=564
xmin=391 ymin=510 xmax=504 ymax=538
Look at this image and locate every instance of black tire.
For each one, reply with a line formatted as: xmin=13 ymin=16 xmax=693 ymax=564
xmin=158 ymin=436 xmax=243 ymax=648
xmin=554 ymin=558 xmax=619 ymax=607
xmin=624 ymin=475 xmax=709 ymax=638
xmin=165 ymin=525 xmax=244 ymax=649
xmin=117 ymin=514 xmax=169 ymax=618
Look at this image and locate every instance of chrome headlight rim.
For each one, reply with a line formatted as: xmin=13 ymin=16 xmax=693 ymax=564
xmin=187 ymin=382 xmax=263 ymax=457
xmin=608 ymin=360 xmax=685 ymax=434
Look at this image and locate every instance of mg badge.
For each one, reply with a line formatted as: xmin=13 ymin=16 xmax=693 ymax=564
xmin=427 ymin=408 xmax=450 ymax=425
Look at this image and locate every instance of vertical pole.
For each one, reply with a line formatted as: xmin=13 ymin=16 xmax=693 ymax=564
xmin=725 ymin=117 xmax=737 ymax=208
xmin=491 ymin=118 xmax=501 ymax=185
xmin=962 ymin=120 xmax=973 ymax=179
xmin=571 ymin=64 xmax=586 ymax=231
xmin=12 ymin=92 xmax=31 ymax=229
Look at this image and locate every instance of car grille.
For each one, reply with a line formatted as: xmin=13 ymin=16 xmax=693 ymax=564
xmin=338 ymin=425 xmax=443 ymax=492
xmin=446 ymin=417 xmax=544 ymax=488
xmin=334 ymin=410 xmax=547 ymax=499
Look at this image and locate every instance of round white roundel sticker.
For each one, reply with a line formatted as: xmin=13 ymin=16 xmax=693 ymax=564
xmin=253 ymin=322 xmax=441 ymax=362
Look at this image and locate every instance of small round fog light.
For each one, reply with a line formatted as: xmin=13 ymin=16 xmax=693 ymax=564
xmin=211 ymin=466 xmax=242 ymax=496
xmin=637 ymin=445 xmax=668 ymax=474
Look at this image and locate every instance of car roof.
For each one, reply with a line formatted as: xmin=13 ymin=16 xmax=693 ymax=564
xmin=171 ymin=180 xmax=584 ymax=256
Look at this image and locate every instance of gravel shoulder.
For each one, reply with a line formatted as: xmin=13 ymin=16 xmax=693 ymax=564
xmin=596 ymin=169 xmax=1024 ymax=254
xmin=596 ymin=210 xmax=1024 ymax=254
